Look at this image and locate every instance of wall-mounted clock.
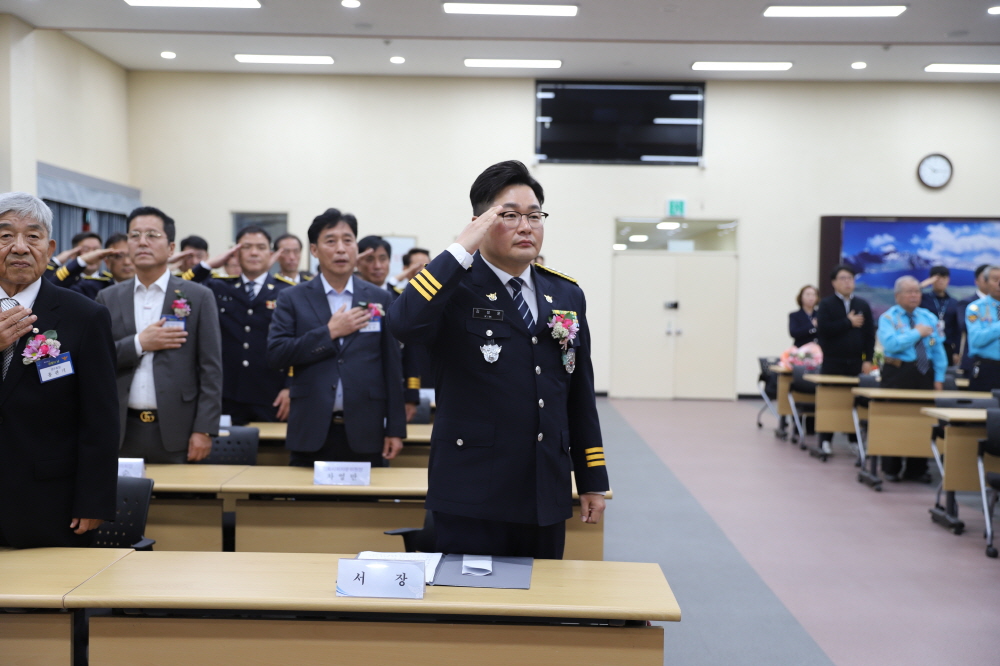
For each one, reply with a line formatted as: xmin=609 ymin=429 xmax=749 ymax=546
xmin=917 ymin=153 xmax=952 ymax=189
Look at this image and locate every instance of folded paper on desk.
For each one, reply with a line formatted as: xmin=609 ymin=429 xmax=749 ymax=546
xmin=433 ymin=554 xmax=533 ymax=589
xmin=358 ymin=551 xmax=443 ymax=585
xmin=462 ymin=555 xmax=492 ymax=576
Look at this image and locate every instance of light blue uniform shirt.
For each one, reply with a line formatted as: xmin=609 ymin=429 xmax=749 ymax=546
xmin=966 ymin=295 xmax=1000 ymax=361
xmin=877 ymin=305 xmax=947 ymax=382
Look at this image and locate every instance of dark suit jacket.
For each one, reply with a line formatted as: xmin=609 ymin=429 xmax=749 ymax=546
xmin=955 ymin=294 xmax=981 ymax=373
xmin=96 ymin=274 xmax=223 ymax=451
xmin=0 ymin=279 xmax=119 ymax=547
xmin=389 ymin=252 xmax=610 ymax=527
xmin=788 ymin=309 xmax=818 ymax=347
xmin=816 ymin=293 xmax=875 ymax=364
xmin=266 ymin=274 xmax=406 ymax=454
xmin=921 ymin=291 xmax=959 ymax=359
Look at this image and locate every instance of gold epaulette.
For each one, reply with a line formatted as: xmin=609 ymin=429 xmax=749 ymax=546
xmin=301 ymin=272 xmax=314 ymax=282
xmin=215 ymin=273 xmax=237 ymax=279
xmin=393 ymin=284 xmax=404 ymax=295
xmin=274 ymin=274 xmax=296 ymax=286
xmin=101 ymin=270 xmax=113 ymax=279
xmin=536 ymin=264 xmax=577 ymax=284
xmin=82 ymin=274 xmax=111 ymax=282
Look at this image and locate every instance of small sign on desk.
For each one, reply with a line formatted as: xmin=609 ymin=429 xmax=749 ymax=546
xmin=117 ymin=458 xmax=145 ymax=478
xmin=314 ymin=461 xmax=371 ymax=486
xmin=336 ymin=559 xmax=424 ymax=599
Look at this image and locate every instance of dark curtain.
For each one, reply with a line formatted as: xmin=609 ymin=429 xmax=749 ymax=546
xmin=44 ymin=200 xmax=86 ymax=254
xmin=94 ymin=210 xmax=127 ymax=240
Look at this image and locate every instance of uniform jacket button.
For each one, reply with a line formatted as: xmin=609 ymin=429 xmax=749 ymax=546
xmin=245 ymin=325 xmax=251 ymax=332
xmin=248 ymin=308 xmax=254 ymax=315
xmin=456 ymin=439 xmax=464 ymax=446
xmin=538 ymin=399 xmax=544 ymax=408
xmin=532 ymin=336 xmax=538 ymax=344
xmin=242 ymin=360 xmax=249 ymax=367
xmin=537 ymin=433 xmax=544 ymax=441
xmin=486 ymin=329 xmax=493 ymax=337
xmin=535 ymin=366 xmax=541 ymax=374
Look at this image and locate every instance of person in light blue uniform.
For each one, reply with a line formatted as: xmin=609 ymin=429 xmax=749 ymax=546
xmin=965 ymin=265 xmax=1000 ymax=392
xmin=877 ymin=276 xmax=947 ymax=482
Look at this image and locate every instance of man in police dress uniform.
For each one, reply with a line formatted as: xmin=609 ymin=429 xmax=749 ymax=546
xmin=72 ymin=233 xmax=134 ymax=300
xmin=965 ymin=265 xmax=1000 ymax=392
xmin=389 ymin=160 xmax=609 ymax=559
xmin=877 ymin=276 xmax=946 ymax=482
xmin=182 ymin=226 xmax=293 ymax=424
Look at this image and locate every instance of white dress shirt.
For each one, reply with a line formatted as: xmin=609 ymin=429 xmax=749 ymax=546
xmin=0 ymin=276 xmax=42 ymax=310
xmin=242 ymin=272 xmax=267 ymax=299
xmin=128 ymin=270 xmax=172 ymax=410
xmin=446 ymin=243 xmax=538 ymax=322
xmin=320 ymin=273 xmax=354 ymax=412
xmin=837 ymin=292 xmax=852 ymax=314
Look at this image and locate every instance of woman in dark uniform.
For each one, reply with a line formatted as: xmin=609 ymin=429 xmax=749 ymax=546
xmin=789 ymin=285 xmax=819 ymax=347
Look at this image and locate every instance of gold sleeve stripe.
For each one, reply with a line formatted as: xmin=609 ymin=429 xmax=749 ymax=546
xmin=412 ymin=272 xmax=437 ymax=296
xmin=56 ymin=266 xmax=69 ymax=281
xmin=181 ymin=269 xmax=195 ymax=281
xmin=584 ymin=447 xmax=604 ymax=454
xmin=421 ymin=269 xmax=442 ymax=290
xmin=410 ymin=279 xmax=433 ymax=301
xmin=288 ymin=367 xmax=294 ymax=377
xmin=586 ymin=460 xmax=606 ymax=467
xmin=586 ymin=453 xmax=605 ymax=461
xmin=407 ymin=377 xmax=421 ymax=389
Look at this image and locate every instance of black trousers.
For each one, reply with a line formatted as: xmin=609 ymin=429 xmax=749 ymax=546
xmin=289 ymin=419 xmax=386 ymax=468
xmin=879 ymin=361 xmax=932 ymax=478
xmin=969 ymin=359 xmax=1000 ymax=392
xmin=433 ymin=511 xmax=566 ymax=560
xmin=818 ymin=358 xmax=864 ymax=444
xmin=120 ymin=412 xmax=187 ymax=464
xmin=223 ymin=398 xmax=278 ymax=426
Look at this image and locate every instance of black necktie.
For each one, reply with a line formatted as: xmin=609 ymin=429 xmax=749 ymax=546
xmin=907 ymin=312 xmax=930 ymax=375
xmin=508 ymin=277 xmax=534 ymax=330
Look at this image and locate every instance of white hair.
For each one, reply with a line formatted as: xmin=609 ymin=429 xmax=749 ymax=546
xmin=0 ymin=192 xmax=53 ymax=238
xmin=894 ymin=275 xmax=919 ymax=294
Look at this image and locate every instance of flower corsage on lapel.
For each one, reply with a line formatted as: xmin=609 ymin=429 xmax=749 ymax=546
xmin=22 ymin=330 xmax=61 ymax=365
xmin=172 ymin=290 xmax=192 ymax=318
xmin=367 ymin=302 xmax=385 ymax=319
xmin=548 ymin=310 xmax=579 ymax=374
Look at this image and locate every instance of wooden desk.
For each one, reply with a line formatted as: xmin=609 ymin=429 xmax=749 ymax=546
xmin=0 ymin=547 xmax=132 ymax=665
xmin=249 ymin=421 xmax=433 ymax=467
xmin=221 ymin=467 xmax=607 ymax=560
xmin=67 ymin=551 xmax=678 ymax=666
xmin=771 ymin=365 xmax=793 ymax=417
xmin=145 ymin=464 xmax=249 ymax=551
xmin=803 ymin=374 xmax=859 ymax=434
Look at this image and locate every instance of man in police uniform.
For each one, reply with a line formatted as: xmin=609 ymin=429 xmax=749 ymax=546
xmin=182 ymin=226 xmax=293 ymax=424
xmin=965 ymin=265 xmax=1000 ymax=392
xmin=72 ymin=233 xmax=134 ymax=300
xmin=272 ymin=233 xmax=313 ymax=285
xmin=46 ymin=231 xmax=118 ymax=289
xmin=877 ymin=276 xmax=946 ymax=482
xmin=956 ymin=264 xmax=991 ymax=371
xmin=389 ymin=160 xmax=609 ymax=559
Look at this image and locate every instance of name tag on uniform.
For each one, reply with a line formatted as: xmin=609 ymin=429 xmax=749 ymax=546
xmin=314 ymin=461 xmax=372 ymax=486
xmin=37 ymin=352 xmax=74 ymax=383
xmin=360 ymin=319 xmax=381 ymax=333
xmin=473 ymin=308 xmax=504 ymax=321
xmin=162 ymin=314 xmax=186 ymax=330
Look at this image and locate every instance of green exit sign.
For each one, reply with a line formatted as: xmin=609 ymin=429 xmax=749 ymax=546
xmin=667 ymin=199 xmax=686 ymax=218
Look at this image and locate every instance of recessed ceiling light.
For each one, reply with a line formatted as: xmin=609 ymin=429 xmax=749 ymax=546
xmin=341 ymin=0 xmax=361 ymax=7
xmin=612 ymin=243 xmax=627 ymax=251
xmin=125 ymin=0 xmax=260 ymax=7
xmin=628 ymin=235 xmax=649 ymax=243
xmin=669 ymin=93 xmax=703 ymax=101
xmin=925 ymin=63 xmax=1000 ymax=74
xmin=653 ymin=118 xmax=703 ymax=125
xmin=235 ymin=54 xmax=334 ymax=65
xmin=160 ymin=51 xmax=177 ymax=59
xmin=692 ymin=61 xmax=792 ymax=71
xmin=987 ymin=6 xmax=999 ymax=13
xmin=390 ymin=56 xmax=406 ymax=64
xmin=657 ymin=222 xmax=681 ymax=230
xmin=443 ymin=3 xmax=578 ymax=16
xmin=763 ymin=5 xmax=905 ymax=17
xmin=536 ymin=91 xmax=555 ymax=99
xmin=464 ymin=59 xmax=562 ymax=68
xmin=851 ymin=61 xmax=867 ymax=69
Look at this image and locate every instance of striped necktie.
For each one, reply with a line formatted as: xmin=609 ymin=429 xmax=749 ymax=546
xmin=1 ymin=298 xmax=17 ymax=380
xmin=508 ymin=277 xmax=534 ymax=330
xmin=907 ymin=312 xmax=930 ymax=375
xmin=245 ymin=280 xmax=256 ymax=300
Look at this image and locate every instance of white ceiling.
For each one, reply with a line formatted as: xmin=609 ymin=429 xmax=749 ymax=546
xmin=4 ymin=0 xmax=999 ymax=81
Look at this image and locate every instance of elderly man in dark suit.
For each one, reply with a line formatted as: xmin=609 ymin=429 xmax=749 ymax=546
xmin=96 ymin=207 xmax=223 ymax=463
xmin=0 ymin=192 xmax=119 ymax=547
xmin=267 ymin=209 xmax=405 ymax=467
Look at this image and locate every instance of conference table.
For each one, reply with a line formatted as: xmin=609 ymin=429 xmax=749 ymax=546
xmin=770 ymin=365 xmax=793 ymax=420
xmin=0 ymin=547 xmax=132 ymax=664
xmin=252 ymin=422 xmax=433 ymax=467
xmin=850 ymin=387 xmax=993 ymax=490
xmin=144 ymin=465 xmax=608 ymax=560
xmin=920 ymin=407 xmax=1000 ymax=534
xmin=62 ymin=550 xmax=678 ymax=666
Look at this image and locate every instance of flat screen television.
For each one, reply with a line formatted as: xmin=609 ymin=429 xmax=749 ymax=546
xmin=534 ymin=81 xmax=704 ymax=165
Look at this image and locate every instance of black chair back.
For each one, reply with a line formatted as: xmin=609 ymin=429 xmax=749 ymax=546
xmin=199 ymin=426 xmax=260 ymax=465
xmin=758 ymin=357 xmax=779 ymax=399
xmin=992 ymin=389 xmax=1000 ymax=403
xmin=984 ymin=409 xmax=1000 ymax=459
xmin=91 ymin=476 xmax=154 ymax=549
xmin=857 ymin=374 xmax=880 ymax=388
xmin=790 ymin=365 xmax=816 ymax=394
xmin=933 ymin=397 xmax=998 ymax=409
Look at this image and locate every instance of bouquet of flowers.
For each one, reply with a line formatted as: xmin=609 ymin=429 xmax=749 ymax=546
xmin=779 ymin=342 xmax=823 ymax=371
xmin=172 ymin=290 xmax=191 ymax=318
xmin=22 ymin=330 xmax=61 ymax=365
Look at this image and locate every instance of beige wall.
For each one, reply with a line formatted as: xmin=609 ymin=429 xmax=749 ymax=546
xmin=0 ymin=15 xmax=36 ymax=193
xmin=34 ymin=30 xmax=130 ymax=185
xmin=126 ymin=71 xmax=1000 ymax=394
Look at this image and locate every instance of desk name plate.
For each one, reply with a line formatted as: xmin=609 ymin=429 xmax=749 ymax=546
xmin=314 ymin=461 xmax=372 ymax=486
xmin=117 ymin=458 xmax=145 ymax=478
xmin=336 ymin=559 xmax=425 ymax=599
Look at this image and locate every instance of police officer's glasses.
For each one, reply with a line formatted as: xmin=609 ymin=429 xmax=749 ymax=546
xmin=498 ymin=211 xmax=549 ymax=229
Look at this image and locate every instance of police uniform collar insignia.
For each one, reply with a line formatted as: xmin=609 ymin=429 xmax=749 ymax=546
xmin=481 ymin=339 xmax=502 ymax=363
xmin=544 ymin=294 xmax=553 ymax=303
xmin=267 ymin=283 xmax=274 ymax=290
xmin=486 ymin=292 xmax=497 ymax=301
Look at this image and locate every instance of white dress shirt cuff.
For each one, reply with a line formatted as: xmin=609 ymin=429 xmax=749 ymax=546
xmin=133 ymin=334 xmax=145 ymax=357
xmin=446 ymin=243 xmax=474 ymax=270
xmin=200 ymin=261 xmax=212 ymax=271
xmin=583 ymin=491 xmax=608 ymax=496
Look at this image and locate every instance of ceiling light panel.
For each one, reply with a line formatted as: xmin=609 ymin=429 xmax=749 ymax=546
xmin=763 ymin=5 xmax=906 ymax=17
xmin=692 ymin=62 xmax=793 ymax=71
xmin=925 ymin=63 xmax=1000 ymax=74
xmin=464 ymin=59 xmax=562 ymax=68
xmin=235 ymin=54 xmax=334 ymax=64
xmin=443 ymin=3 xmax=578 ymax=16
xmin=124 ymin=0 xmax=261 ymax=7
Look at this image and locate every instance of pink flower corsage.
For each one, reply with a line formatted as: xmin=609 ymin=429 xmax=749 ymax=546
xmin=172 ymin=290 xmax=191 ymax=318
xmin=22 ymin=330 xmax=61 ymax=365
xmin=548 ymin=311 xmax=579 ymax=351
xmin=367 ymin=302 xmax=385 ymax=319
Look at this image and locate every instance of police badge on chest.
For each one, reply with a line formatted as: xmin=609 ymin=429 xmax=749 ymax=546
xmin=481 ymin=339 xmax=502 ymax=363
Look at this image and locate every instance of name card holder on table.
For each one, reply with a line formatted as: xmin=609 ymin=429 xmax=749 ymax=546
xmin=118 ymin=458 xmax=145 ymax=478
xmin=314 ymin=461 xmax=372 ymax=486
xmin=336 ymin=559 xmax=425 ymax=598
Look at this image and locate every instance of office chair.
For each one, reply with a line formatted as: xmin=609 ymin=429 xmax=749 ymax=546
xmin=788 ymin=366 xmax=816 ymax=448
xmin=385 ymin=510 xmax=436 ymax=553
xmin=90 ymin=476 xmax=155 ymax=550
xmin=927 ymin=397 xmax=998 ymax=534
xmin=197 ymin=426 xmax=260 ymax=465
xmin=756 ymin=357 xmax=782 ymax=434
xmin=852 ymin=374 xmax=881 ymax=489
xmin=977 ymin=408 xmax=1000 ymax=558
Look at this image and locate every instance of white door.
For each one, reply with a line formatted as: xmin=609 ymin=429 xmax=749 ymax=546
xmin=610 ymin=252 xmax=737 ymax=400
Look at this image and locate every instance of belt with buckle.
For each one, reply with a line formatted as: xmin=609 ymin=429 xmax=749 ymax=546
xmin=128 ymin=408 xmax=158 ymax=423
xmin=883 ymin=357 xmax=903 ymax=368
xmin=332 ymin=411 xmax=345 ymax=425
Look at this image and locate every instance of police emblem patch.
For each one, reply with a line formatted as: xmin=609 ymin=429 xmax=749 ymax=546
xmin=480 ymin=341 xmax=502 ymax=363
xmin=544 ymin=294 xmax=553 ymax=303
xmin=969 ymin=314 xmax=978 ymax=323
xmin=486 ymin=292 xmax=497 ymax=301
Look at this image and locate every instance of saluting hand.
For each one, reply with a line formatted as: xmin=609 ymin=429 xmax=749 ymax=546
xmin=847 ymin=310 xmax=865 ymax=328
xmin=206 ymin=244 xmax=241 ymax=270
xmin=79 ymin=247 xmax=123 ymax=267
xmin=327 ymin=304 xmax=371 ymax=340
xmin=138 ymin=318 xmax=188 ymax=351
xmin=0 ymin=304 xmax=37 ymax=349
xmin=456 ymin=205 xmax=503 ymax=255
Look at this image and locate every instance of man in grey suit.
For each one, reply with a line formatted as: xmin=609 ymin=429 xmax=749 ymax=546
xmin=267 ymin=208 xmax=405 ymax=467
xmin=96 ymin=207 xmax=223 ymax=463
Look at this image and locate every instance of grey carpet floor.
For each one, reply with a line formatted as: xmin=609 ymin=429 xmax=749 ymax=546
xmin=597 ymin=399 xmax=834 ymax=666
